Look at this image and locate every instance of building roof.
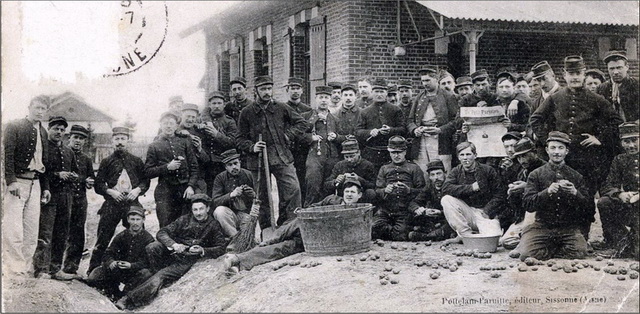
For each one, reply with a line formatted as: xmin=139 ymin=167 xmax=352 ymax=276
xmin=47 ymin=92 xmax=115 ymax=123
xmin=418 ymin=1 xmax=639 ymax=26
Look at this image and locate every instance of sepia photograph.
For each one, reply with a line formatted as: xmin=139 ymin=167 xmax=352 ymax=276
xmin=1 ymin=1 xmax=639 ymax=312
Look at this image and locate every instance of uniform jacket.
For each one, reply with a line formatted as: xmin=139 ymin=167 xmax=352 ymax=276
xmin=333 ymin=106 xmax=362 ymax=144
xmin=176 ymin=126 xmax=211 ymax=173
xmin=95 ymin=150 xmax=150 ymax=200
xmin=46 ymin=140 xmax=78 ymax=192
xmin=408 ymin=183 xmax=445 ymax=212
xmin=375 ymin=160 xmax=426 ymax=213
xmin=441 ymin=162 xmax=505 ymax=219
xmin=355 ymin=97 xmax=373 ymax=109
xmin=70 ymin=149 xmax=95 ymax=197
xmin=522 ymin=161 xmax=591 ymax=227
xmin=355 ymin=101 xmax=407 ymax=149
xmin=236 ymin=99 xmax=309 ymax=170
xmin=497 ymin=93 xmax=530 ymax=132
xmin=199 ymin=113 xmax=238 ymax=163
xmin=156 ymin=214 xmax=227 ymax=258
xmin=144 ymin=135 xmax=199 ymax=187
xmin=601 ymin=153 xmax=640 ymax=198
xmin=211 ymin=169 xmax=255 ymax=211
xmin=301 ymin=110 xmax=342 ymax=159
xmin=324 ymin=158 xmax=376 ymax=193
xmin=407 ymin=88 xmax=459 ymax=156
xmin=103 ymin=229 xmax=155 ymax=271
xmin=3 ymin=118 xmax=49 ymax=190
xmin=224 ymin=97 xmax=254 ymax=124
xmin=597 ymin=77 xmax=639 ymax=122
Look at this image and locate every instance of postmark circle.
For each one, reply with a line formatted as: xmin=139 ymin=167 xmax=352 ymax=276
xmin=105 ymin=1 xmax=168 ymax=77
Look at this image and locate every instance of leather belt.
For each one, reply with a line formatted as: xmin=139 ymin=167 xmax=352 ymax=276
xmin=16 ymin=171 xmax=39 ymax=180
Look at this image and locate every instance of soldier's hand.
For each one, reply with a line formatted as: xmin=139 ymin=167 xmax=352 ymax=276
xmin=562 ymin=181 xmax=577 ymax=195
xmin=125 ymin=187 xmax=141 ymax=201
xmin=369 ymin=128 xmax=380 ymax=138
xmin=547 ymin=182 xmax=560 ymax=194
xmin=507 ymin=100 xmax=519 ymax=118
xmin=7 ymin=182 xmax=21 ymax=198
xmin=580 ymin=133 xmax=601 ymax=147
xmin=501 ymin=118 xmax=512 ymax=129
xmin=395 ymin=182 xmax=410 ymax=195
xmin=380 ymin=125 xmax=391 ymax=135
xmin=243 ymin=186 xmax=256 ymax=198
xmin=413 ymin=127 xmax=423 ymax=137
xmin=172 ymin=243 xmax=188 ymax=254
xmin=203 ymin=125 xmax=219 ymax=137
xmin=335 ymin=174 xmax=346 ymax=185
xmin=424 ymin=127 xmax=441 ymax=135
xmin=619 ymin=192 xmax=633 ymax=203
xmin=425 ymin=208 xmax=442 ymax=217
xmin=414 ymin=207 xmax=427 ymax=216
xmin=253 ymin=141 xmax=266 ymax=153
xmin=41 ymin=190 xmax=51 ymax=205
xmin=477 ymin=101 xmax=488 ymax=107
xmin=327 ymin=132 xmax=337 ymax=141
xmin=117 ymin=261 xmax=132 ymax=269
xmin=461 ymin=123 xmax=470 ymax=134
xmin=191 ymin=135 xmax=202 ymax=149
xmin=384 ymin=184 xmax=394 ymax=194
xmin=312 ymin=134 xmax=323 ymax=142
xmin=471 ymin=181 xmax=480 ymax=192
xmin=109 ymin=261 xmax=119 ymax=270
xmin=230 ymin=186 xmax=244 ymax=198
xmin=189 ymin=245 xmax=204 ymax=255
xmin=249 ymin=202 xmax=260 ymax=217
xmin=183 ymin=186 xmax=195 ymax=199
xmin=167 ymin=159 xmax=182 ymax=171
xmin=507 ymin=181 xmax=526 ymax=195
xmin=57 ymin=171 xmax=74 ymax=181
xmin=107 ymin=189 xmax=126 ymax=202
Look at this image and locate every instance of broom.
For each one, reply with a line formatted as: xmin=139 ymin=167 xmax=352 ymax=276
xmin=226 ymin=135 xmax=264 ymax=253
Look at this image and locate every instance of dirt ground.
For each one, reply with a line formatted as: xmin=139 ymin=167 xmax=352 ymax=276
xmin=2 ymin=180 xmax=639 ymax=313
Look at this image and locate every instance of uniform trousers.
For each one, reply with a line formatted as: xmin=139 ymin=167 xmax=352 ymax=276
xmin=236 ymin=219 xmax=304 ymax=271
xmin=441 ymin=195 xmax=502 ymax=237
xmin=63 ymin=194 xmax=87 ymax=273
xmin=304 ymin=154 xmax=339 ymax=207
xmin=518 ymin=222 xmax=588 ymax=261
xmin=213 ymin=206 xmax=261 ymax=243
xmin=597 ymin=197 xmax=639 ymax=258
xmin=372 ymin=210 xmax=410 ymax=241
xmin=251 ymin=163 xmax=301 ymax=229
xmin=154 ymin=183 xmax=191 ymax=228
xmin=499 ymin=212 xmax=535 ymax=251
xmin=87 ymin=265 xmax=153 ymax=298
xmin=33 ymin=191 xmax=72 ymax=275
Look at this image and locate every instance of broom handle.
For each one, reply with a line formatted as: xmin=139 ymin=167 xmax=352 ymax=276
xmin=256 ymin=134 xmax=263 ymax=197
xmin=262 ymin=139 xmax=277 ymax=229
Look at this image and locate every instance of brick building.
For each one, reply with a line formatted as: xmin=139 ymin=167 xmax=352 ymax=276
xmin=183 ymin=0 xmax=639 ymax=104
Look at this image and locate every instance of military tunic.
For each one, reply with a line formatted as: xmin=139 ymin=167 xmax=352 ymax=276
xmin=355 ymin=101 xmax=407 ymax=170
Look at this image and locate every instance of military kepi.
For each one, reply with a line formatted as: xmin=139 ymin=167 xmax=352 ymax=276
xmin=70 ymin=125 xmax=89 ymax=138
xmin=371 ymin=78 xmax=388 ymax=90
xmin=48 ymin=116 xmax=68 ymax=128
xmin=603 ymin=50 xmax=628 ymax=64
xmin=127 ymin=205 xmax=146 ymax=218
xmin=426 ymin=160 xmax=445 ymax=172
xmin=112 ymin=126 xmax=131 ymax=137
xmin=230 ymin=76 xmax=247 ymax=87
xmin=315 ymin=86 xmax=332 ymax=95
xmin=207 ymin=91 xmax=225 ymax=102
xmin=512 ymin=137 xmax=535 ymax=157
xmin=341 ymin=138 xmax=360 ymax=154
xmin=221 ymin=149 xmax=241 ymax=164
xmin=387 ymin=135 xmax=408 ymax=152
xmin=531 ymin=61 xmax=552 ymax=79
xmin=546 ymin=131 xmax=571 ymax=144
xmin=255 ymin=75 xmax=274 ymax=87
xmin=619 ymin=122 xmax=639 ymax=139
xmin=563 ymin=55 xmax=586 ymax=71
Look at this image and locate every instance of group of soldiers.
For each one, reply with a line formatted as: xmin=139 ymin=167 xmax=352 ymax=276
xmin=2 ymin=49 xmax=638 ymax=309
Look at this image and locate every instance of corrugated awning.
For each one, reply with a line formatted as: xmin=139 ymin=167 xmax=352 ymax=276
xmin=417 ymin=1 xmax=639 ymax=26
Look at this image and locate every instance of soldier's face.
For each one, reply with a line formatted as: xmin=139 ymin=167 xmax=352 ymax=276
xmin=331 ymin=89 xmax=341 ymax=103
xmin=421 ymin=75 xmax=439 ymax=92
xmin=127 ymin=214 xmax=145 ymax=233
xmin=68 ymin=134 xmax=86 ymax=151
xmin=456 ymin=85 xmax=473 ymax=97
xmin=607 ymin=60 xmax=629 ymax=83
xmin=458 ymin=147 xmax=477 ymax=169
xmin=160 ymin=117 xmax=178 ymax=136
xmin=622 ymin=137 xmax=639 ymax=155
xmin=28 ymin=101 xmax=48 ymax=121
xmin=389 ymin=150 xmax=406 ymax=164
xmin=341 ymin=90 xmax=357 ymax=108
xmin=342 ymin=185 xmax=362 ymax=204
xmin=440 ymin=76 xmax=455 ymax=92
xmin=546 ymin=141 xmax=568 ymax=164
xmin=516 ymin=151 xmax=536 ymax=169
xmin=502 ymin=139 xmax=518 ymax=158
xmin=473 ymin=79 xmax=491 ymax=96
xmin=371 ymin=88 xmax=387 ymax=102
xmin=181 ymin=110 xmax=198 ymax=128
xmin=112 ymin=134 xmax=130 ymax=151
xmin=497 ymin=79 xmax=515 ymax=99
xmin=208 ymin=98 xmax=225 ymax=115
xmin=515 ymin=81 xmax=530 ymax=96
xmin=191 ymin=202 xmax=210 ymax=222
xmin=230 ymin=83 xmax=246 ymax=101
xmin=387 ymin=94 xmax=397 ymax=105
xmin=316 ymin=94 xmax=331 ymax=109
xmin=358 ymin=81 xmax=372 ymax=98
xmin=287 ymin=85 xmax=303 ymax=100
xmin=428 ymin=169 xmax=446 ymax=188
xmin=529 ymin=79 xmax=541 ymax=97
xmin=256 ymin=85 xmax=273 ymax=102
xmin=344 ymin=151 xmax=361 ymax=164
xmin=584 ymin=76 xmax=602 ymax=93
xmin=398 ymin=87 xmax=412 ymax=103
xmin=563 ymin=70 xmax=586 ymax=89
xmin=48 ymin=124 xmax=66 ymax=143
xmin=224 ymin=159 xmax=241 ymax=176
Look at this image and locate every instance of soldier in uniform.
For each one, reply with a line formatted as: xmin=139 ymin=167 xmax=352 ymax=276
xmin=200 ymin=92 xmax=239 ymax=193
xmin=597 ymin=50 xmax=639 ymax=123
xmin=327 ymin=81 xmax=343 ymax=116
xmin=584 ymin=69 xmax=606 ymax=93
xmin=144 ymin=111 xmax=199 ymax=228
xmin=387 ymin=84 xmax=398 ymax=106
xmin=372 ymin=136 xmax=426 ymax=241
xmin=224 ymin=76 xmax=253 ymax=124
xmin=439 ymin=70 xmax=456 ymax=94
xmin=355 ymin=78 xmax=407 ymax=171
xmin=458 ymin=69 xmax=499 ymax=108
xmin=177 ymin=103 xmax=210 ymax=194
xmin=396 ymin=80 xmax=414 ymax=120
xmin=324 ymin=137 xmax=376 ymax=201
xmin=530 ymin=55 xmax=623 ymax=239
xmin=455 ymin=76 xmax=473 ymax=98
xmin=597 ymin=122 xmax=639 ymax=259
xmin=88 ymin=126 xmax=150 ymax=276
xmin=3 ymin=95 xmax=51 ymax=278
xmin=283 ymin=77 xmax=313 ymax=199
xmin=34 ymin=116 xmax=78 ymax=280
xmin=355 ymin=77 xmax=374 ymax=109
xmin=62 ymin=125 xmax=95 ymax=276
xmin=528 ymin=61 xmax=561 ymax=158
xmin=333 ymin=83 xmax=361 ymax=143
xmin=495 ymin=71 xmax=530 ymax=133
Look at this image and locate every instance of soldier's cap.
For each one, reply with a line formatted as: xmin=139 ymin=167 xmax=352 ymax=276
xmin=343 ymin=177 xmax=362 ymax=189
xmin=439 ymin=70 xmax=454 ymax=81
xmin=169 ymin=95 xmax=183 ymax=104
xmin=160 ymin=111 xmax=179 ymax=122
xmin=426 ymin=160 xmax=445 ymax=173
xmin=255 ymin=75 xmax=274 ymax=87
xmin=341 ymin=83 xmax=358 ymax=93
xmin=315 ymin=85 xmax=333 ymax=95
xmin=371 ymin=78 xmax=388 ymax=91
xmin=496 ymin=71 xmax=516 ymax=83
xmin=470 ymin=69 xmax=489 ymax=82
xmin=456 ymin=76 xmax=473 ymax=87
xmin=512 ymin=137 xmax=535 ymax=157
xmin=328 ymin=81 xmax=342 ymax=90
xmin=127 ymin=205 xmax=145 ymax=218
xmin=112 ymin=126 xmax=131 ymax=137
xmin=546 ymin=131 xmax=571 ymax=145
xmin=207 ymin=91 xmax=226 ymax=102
xmin=501 ymin=131 xmax=523 ymax=142
xmin=619 ymin=122 xmax=639 ymax=139
xmin=230 ymin=76 xmax=247 ymax=87
xmin=387 ymin=84 xmax=398 ymax=94
xmin=387 ymin=135 xmax=408 ymax=152
xmin=585 ymin=69 xmax=606 ymax=82
xmin=70 ymin=125 xmax=89 ymax=138
xmin=418 ymin=65 xmax=438 ymax=76
xmin=190 ymin=193 xmax=212 ymax=205
xmin=285 ymin=77 xmax=304 ymax=87
xmin=221 ymin=148 xmax=241 ymax=164
xmin=515 ymin=73 xmax=529 ymax=84
xmin=181 ymin=103 xmax=199 ymax=113
xmin=341 ymin=138 xmax=360 ymax=154
xmin=531 ymin=61 xmax=552 ymax=79
xmin=563 ymin=55 xmax=586 ymax=72
xmin=48 ymin=116 xmax=68 ymax=128
xmin=603 ymin=50 xmax=627 ymax=64
xmin=396 ymin=80 xmax=413 ymax=89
